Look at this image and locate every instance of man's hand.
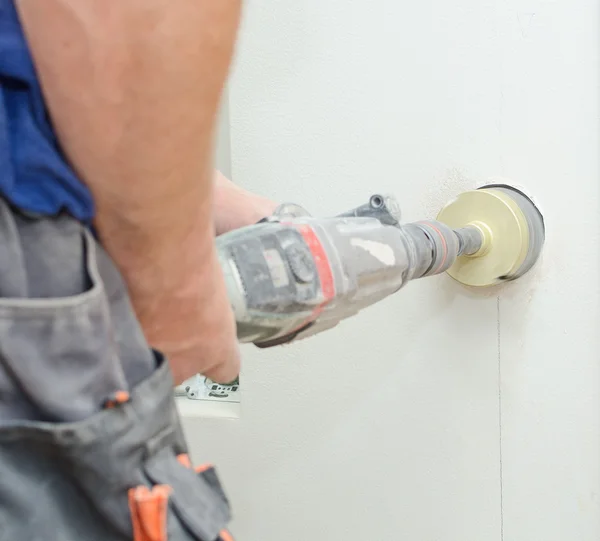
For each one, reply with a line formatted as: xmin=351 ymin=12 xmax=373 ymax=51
xmin=158 ymin=173 xmax=276 ymax=383
xmin=16 ymin=0 xmax=243 ymax=384
xmin=214 ymin=171 xmax=278 ymax=235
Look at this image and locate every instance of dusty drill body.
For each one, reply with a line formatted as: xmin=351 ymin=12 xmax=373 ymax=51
xmin=217 ymin=195 xmax=482 ymax=348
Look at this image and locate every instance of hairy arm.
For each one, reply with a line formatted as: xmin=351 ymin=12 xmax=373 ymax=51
xmin=16 ymin=0 xmax=242 ymax=384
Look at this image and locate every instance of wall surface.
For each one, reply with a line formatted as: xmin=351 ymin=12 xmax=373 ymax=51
xmin=182 ymin=1 xmax=600 ymax=539
xmin=214 ymin=89 xmax=232 ymax=179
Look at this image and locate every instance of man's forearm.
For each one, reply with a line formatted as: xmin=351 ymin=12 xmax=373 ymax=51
xmin=214 ymin=171 xmax=278 ymax=235
xmin=16 ymin=0 xmax=243 ymax=383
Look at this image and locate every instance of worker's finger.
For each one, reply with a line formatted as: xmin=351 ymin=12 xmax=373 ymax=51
xmin=165 ymin=253 xmax=241 ymax=385
xmin=201 ymin=345 xmax=240 ymax=385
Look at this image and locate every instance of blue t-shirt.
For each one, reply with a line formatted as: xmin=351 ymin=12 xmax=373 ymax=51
xmin=0 ymin=0 xmax=94 ymax=223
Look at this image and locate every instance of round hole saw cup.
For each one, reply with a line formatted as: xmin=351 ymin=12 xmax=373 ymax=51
xmin=436 ymin=185 xmax=545 ymax=287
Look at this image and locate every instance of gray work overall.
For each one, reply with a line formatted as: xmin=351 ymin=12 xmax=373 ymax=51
xmin=0 ymin=199 xmax=233 ymax=540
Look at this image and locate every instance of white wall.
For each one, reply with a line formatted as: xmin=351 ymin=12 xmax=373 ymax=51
xmin=183 ymin=1 xmax=600 ymax=539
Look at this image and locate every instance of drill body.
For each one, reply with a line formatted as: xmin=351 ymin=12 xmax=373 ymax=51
xmin=217 ymin=195 xmax=466 ymax=348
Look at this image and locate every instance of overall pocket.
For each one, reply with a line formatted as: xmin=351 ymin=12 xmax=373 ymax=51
xmin=0 ymin=223 xmax=130 ymax=422
xmin=0 ymin=353 xmax=233 ymax=541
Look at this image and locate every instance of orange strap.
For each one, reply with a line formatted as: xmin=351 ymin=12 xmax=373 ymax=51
xmin=195 ymin=462 xmax=213 ymax=474
xmin=220 ymin=530 xmax=235 ymax=541
xmin=176 ymin=453 xmax=192 ymax=468
xmin=128 ymin=485 xmax=171 ymax=541
xmin=177 ymin=453 xmax=213 ymax=474
xmin=104 ymin=390 xmax=130 ymax=409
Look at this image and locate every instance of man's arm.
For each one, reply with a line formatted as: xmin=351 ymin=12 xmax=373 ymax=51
xmin=213 ymin=171 xmax=277 ymax=235
xmin=16 ymin=0 xmax=242 ymax=384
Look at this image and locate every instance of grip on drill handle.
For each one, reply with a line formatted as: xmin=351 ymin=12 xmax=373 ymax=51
xmin=230 ymin=214 xmax=311 ymax=349
xmin=253 ymin=322 xmax=314 ymax=349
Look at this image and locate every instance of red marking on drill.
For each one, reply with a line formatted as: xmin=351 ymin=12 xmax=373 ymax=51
xmin=294 ymin=224 xmax=335 ymax=303
xmin=281 ymin=223 xmax=335 ymax=334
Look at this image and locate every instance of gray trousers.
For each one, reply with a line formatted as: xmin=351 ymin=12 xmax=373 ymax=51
xmin=0 ymin=200 xmax=232 ymax=540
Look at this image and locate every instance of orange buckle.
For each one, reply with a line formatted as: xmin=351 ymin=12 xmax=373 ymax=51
xmin=128 ymin=485 xmax=172 ymax=541
xmin=176 ymin=453 xmax=213 ymax=474
xmin=104 ymin=390 xmax=130 ymax=409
